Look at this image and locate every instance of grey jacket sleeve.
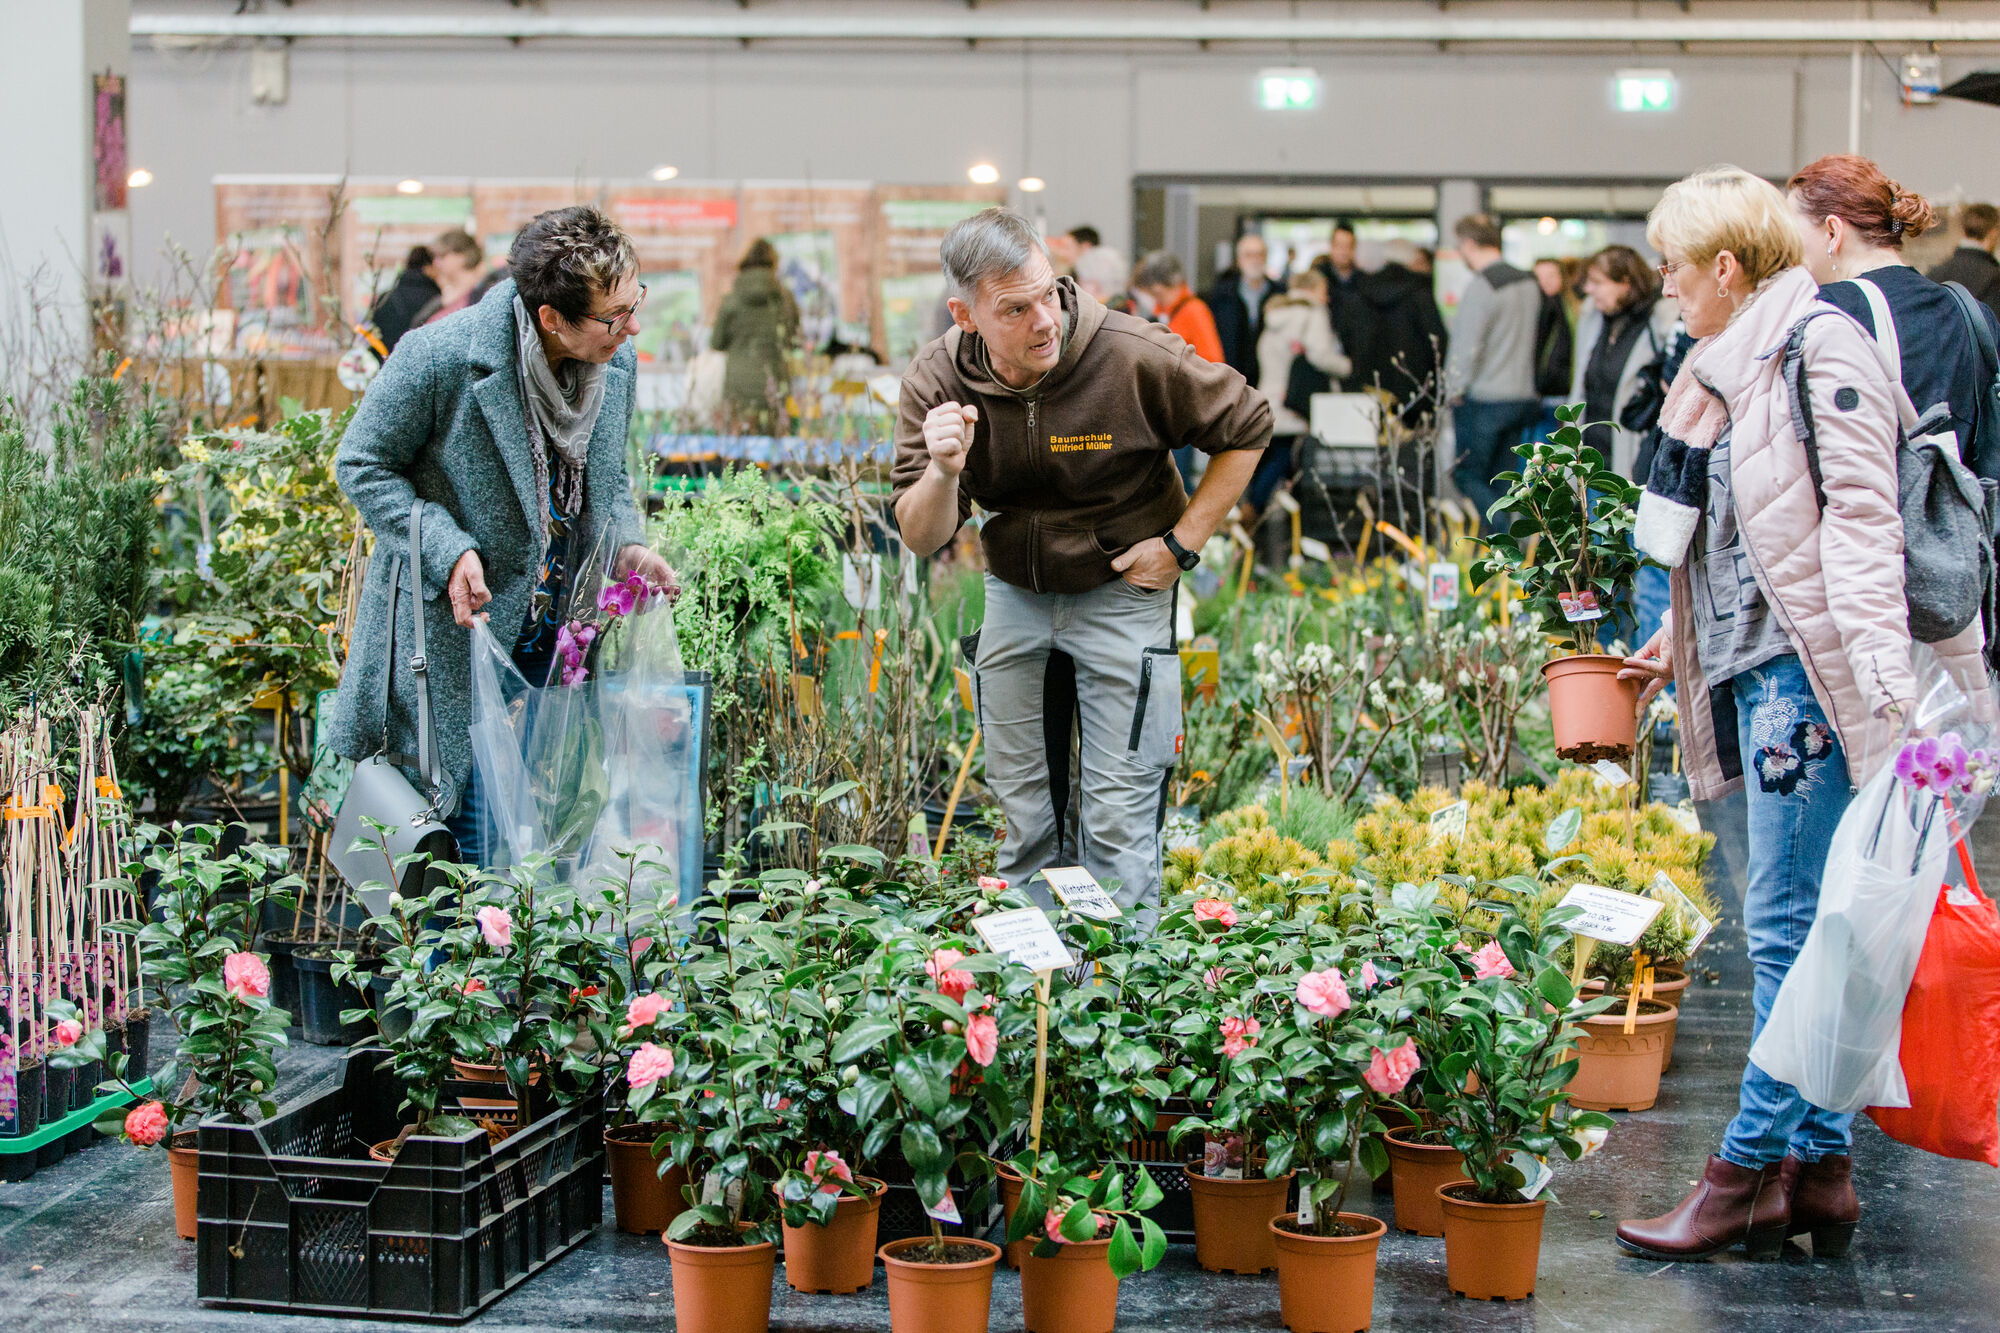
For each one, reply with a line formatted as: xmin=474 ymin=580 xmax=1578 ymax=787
xmin=1445 ymin=274 xmax=1493 ymax=400
xmin=335 ymin=336 xmax=480 ymax=599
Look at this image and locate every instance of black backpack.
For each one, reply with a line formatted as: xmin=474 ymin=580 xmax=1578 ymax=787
xmin=1939 ymin=280 xmax=2000 ymax=483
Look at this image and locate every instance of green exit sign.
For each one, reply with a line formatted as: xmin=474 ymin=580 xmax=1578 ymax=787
xmin=1259 ymin=68 xmax=1319 ymax=110
xmin=1616 ymin=70 xmax=1676 ymax=112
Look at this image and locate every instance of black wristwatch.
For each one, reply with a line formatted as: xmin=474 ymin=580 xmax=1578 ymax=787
xmin=1162 ymin=530 xmax=1200 ymax=572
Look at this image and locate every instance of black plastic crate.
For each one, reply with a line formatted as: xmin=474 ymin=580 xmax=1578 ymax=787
xmin=1129 ymin=1104 xmax=1197 ymax=1244
xmin=196 ymin=1051 xmax=605 ymax=1322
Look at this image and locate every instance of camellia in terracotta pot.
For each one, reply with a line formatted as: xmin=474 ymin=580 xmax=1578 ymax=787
xmin=606 ymin=1122 xmax=690 ymax=1234
xmin=1382 ymin=1124 xmax=1465 ymax=1238
xmin=1470 ymin=402 xmax=1645 ymax=764
xmin=774 ymin=1151 xmax=885 ymax=1295
xmin=880 ymin=1235 xmax=1004 ymax=1333
xmin=1006 ymin=1155 xmax=1169 ymax=1333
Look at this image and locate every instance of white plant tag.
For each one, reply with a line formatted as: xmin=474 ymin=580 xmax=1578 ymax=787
xmin=841 ymin=554 xmax=882 ymax=611
xmin=1592 ymin=759 xmax=1633 ymax=787
xmin=1297 ymin=1173 xmax=1315 ymax=1227
xmin=1428 ymin=800 xmax=1470 ymax=844
xmin=1559 ymin=589 xmax=1604 ymax=622
xmin=700 ymin=1171 xmax=723 ymax=1205
xmin=1300 ymin=536 xmax=1333 ymax=564
xmin=1651 ymin=871 xmax=1715 ymax=958
xmin=1511 ymin=1151 xmax=1555 ymax=1200
xmin=1042 ymin=866 xmax=1122 ymax=920
xmin=925 ymin=1187 xmax=962 ymax=1224
xmin=1556 ymin=883 xmax=1665 ymax=947
xmin=1427 ymin=562 xmax=1461 ymax=611
xmin=972 ymin=906 xmax=1074 ymax=971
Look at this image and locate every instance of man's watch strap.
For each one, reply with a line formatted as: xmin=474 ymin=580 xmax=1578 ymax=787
xmin=1162 ymin=531 xmax=1200 ymax=571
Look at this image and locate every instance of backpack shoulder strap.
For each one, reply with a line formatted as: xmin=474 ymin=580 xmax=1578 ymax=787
xmin=1943 ymin=278 xmax=2000 ymax=377
xmin=1851 ymin=277 xmax=1901 ymax=385
xmin=1781 ymin=309 xmax=1842 ymax=512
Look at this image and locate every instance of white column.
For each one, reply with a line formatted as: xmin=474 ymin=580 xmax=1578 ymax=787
xmin=0 ymin=0 xmax=131 ymax=391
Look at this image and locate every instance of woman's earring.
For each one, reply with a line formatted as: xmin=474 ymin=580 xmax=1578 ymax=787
xmin=1827 ymin=241 xmax=1838 ymax=278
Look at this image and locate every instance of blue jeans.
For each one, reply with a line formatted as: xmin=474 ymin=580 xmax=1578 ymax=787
xmin=1719 ymin=654 xmax=1857 ymax=1168
xmin=1634 ymin=564 xmax=1671 ymax=649
xmin=1450 ymin=398 xmax=1540 ymax=531
xmin=445 ymin=764 xmax=490 ymax=869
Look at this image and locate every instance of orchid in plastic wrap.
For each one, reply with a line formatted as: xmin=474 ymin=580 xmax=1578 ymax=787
xmin=598 ymin=570 xmax=669 ymax=619
xmin=1895 ymin=732 xmax=1978 ymax=795
xmin=554 ymin=620 xmax=597 ymax=688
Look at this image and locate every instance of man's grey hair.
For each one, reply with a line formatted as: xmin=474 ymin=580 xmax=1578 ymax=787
xmin=1132 ymin=250 xmax=1186 ymax=290
xmin=940 ymin=207 xmax=1047 ymax=301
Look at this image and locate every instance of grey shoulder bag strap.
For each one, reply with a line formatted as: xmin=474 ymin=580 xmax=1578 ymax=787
xmin=328 ymin=498 xmax=455 ymax=904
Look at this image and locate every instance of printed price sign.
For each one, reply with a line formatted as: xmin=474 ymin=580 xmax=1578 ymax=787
xmin=1651 ymin=872 xmax=1715 ymax=958
xmin=972 ymin=906 xmax=1074 ymax=972
xmin=1041 ymin=866 xmax=1122 ymax=919
xmin=1428 ymin=800 xmax=1470 ymax=844
xmin=1555 ymin=883 xmax=1665 ymax=946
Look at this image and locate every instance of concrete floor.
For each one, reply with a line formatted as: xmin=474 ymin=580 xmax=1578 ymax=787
xmin=7 ymin=794 xmax=2000 ymax=1331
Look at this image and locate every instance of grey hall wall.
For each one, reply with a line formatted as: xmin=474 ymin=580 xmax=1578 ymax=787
xmin=122 ymin=39 xmax=2000 ymax=285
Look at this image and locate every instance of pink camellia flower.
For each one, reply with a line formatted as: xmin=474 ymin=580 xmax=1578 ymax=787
xmin=1219 ymin=1015 xmax=1262 ymax=1059
xmin=1470 ymin=941 xmax=1515 ymax=981
xmin=1045 ymin=1202 xmax=1109 ymax=1244
xmin=477 ymin=905 xmax=513 ymax=950
xmin=222 ymin=951 xmax=271 ymax=1002
xmin=1363 ymin=1038 xmax=1422 ymax=1096
xmin=965 ymin=1013 xmax=999 ymax=1067
xmin=805 ymin=1149 xmax=854 ymax=1192
xmin=1360 ymin=960 xmax=1379 ymax=990
xmin=52 ymin=1018 xmax=83 ymax=1047
xmin=124 ymin=1100 xmax=169 ymax=1147
xmin=460 ymin=977 xmax=486 ymax=995
xmin=976 ymin=875 xmax=1009 ymax=893
xmin=1295 ymin=968 xmax=1352 ymax=1018
xmin=1192 ymin=898 xmax=1238 ymax=929
xmin=630 ymin=936 xmax=654 ymax=958
xmin=626 ymin=1041 xmax=676 ymax=1089
xmin=624 ymin=992 xmax=671 ymax=1033
xmin=926 ymin=948 xmax=974 ymax=1004
xmin=1202 ymin=965 xmax=1228 ymax=992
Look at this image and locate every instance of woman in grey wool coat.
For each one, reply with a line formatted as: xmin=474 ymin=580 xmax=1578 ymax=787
xmin=325 ymin=205 xmax=678 ymax=866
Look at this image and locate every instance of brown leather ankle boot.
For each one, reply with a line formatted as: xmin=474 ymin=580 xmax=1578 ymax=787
xmin=1785 ymin=1154 xmax=1860 ymax=1258
xmin=1616 ymin=1156 xmax=1790 ymax=1261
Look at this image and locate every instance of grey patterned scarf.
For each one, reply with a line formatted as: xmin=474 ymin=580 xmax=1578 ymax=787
xmin=514 ymin=295 xmax=605 ymax=546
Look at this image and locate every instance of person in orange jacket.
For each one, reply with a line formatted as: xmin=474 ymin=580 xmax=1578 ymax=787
xmin=1133 ymin=250 xmax=1226 ymax=363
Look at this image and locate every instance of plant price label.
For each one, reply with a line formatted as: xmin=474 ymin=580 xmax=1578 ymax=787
xmin=1428 ymin=800 xmax=1470 ymax=844
xmin=1427 ymin=562 xmax=1461 ymax=611
xmin=1511 ymin=1151 xmax=1555 ymax=1201
xmin=1555 ymin=883 xmax=1665 ymax=947
xmin=1559 ymin=589 xmax=1605 ymax=622
xmin=842 ymin=554 xmax=882 ymax=611
xmin=1651 ymin=872 xmax=1715 ymax=958
xmin=924 ymin=1187 xmax=963 ymax=1224
xmin=1041 ymin=866 xmax=1122 ymax=920
xmin=1591 ymin=759 xmax=1633 ymax=788
xmin=972 ymin=906 xmax=1074 ymax=972
xmin=1300 ymin=536 xmax=1334 ymax=564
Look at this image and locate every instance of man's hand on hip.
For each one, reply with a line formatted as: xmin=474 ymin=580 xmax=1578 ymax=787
xmin=1111 ymin=537 xmax=1182 ymax=590
xmin=448 ymin=550 xmax=491 ymax=628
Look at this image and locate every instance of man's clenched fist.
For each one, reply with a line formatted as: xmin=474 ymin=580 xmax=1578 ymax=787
xmin=922 ymin=401 xmax=978 ymax=478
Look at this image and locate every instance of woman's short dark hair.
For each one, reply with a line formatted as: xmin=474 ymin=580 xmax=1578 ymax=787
xmin=739 ymin=237 xmax=778 ymax=271
xmin=508 ymin=205 xmax=637 ymax=322
xmin=1586 ymin=244 xmax=1660 ymax=311
xmin=432 ymin=229 xmax=484 ymax=269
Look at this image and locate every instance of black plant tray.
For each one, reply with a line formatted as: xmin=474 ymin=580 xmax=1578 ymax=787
xmin=195 ymin=1051 xmax=604 ymax=1322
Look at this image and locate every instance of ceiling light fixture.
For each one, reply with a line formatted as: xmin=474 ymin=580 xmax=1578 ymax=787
xmin=967 ymin=162 xmax=1000 ymax=185
xmin=126 ymin=168 xmax=154 ymax=189
xmin=395 ymin=178 xmax=424 ymax=194
xmin=650 ymin=164 xmax=680 ymax=182
xmin=1017 ymin=176 xmax=1046 ymax=193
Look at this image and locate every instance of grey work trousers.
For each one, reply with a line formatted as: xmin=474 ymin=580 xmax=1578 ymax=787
xmin=973 ymin=574 xmax=1181 ymax=931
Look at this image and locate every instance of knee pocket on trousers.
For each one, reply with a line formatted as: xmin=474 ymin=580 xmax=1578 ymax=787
xmin=1128 ymin=646 xmax=1184 ymax=769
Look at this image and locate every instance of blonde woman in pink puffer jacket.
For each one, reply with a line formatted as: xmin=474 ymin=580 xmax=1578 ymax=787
xmin=1613 ymin=166 xmax=1990 ymax=1266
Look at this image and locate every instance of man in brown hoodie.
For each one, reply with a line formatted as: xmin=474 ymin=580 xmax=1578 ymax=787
xmin=893 ymin=208 xmax=1270 ymax=922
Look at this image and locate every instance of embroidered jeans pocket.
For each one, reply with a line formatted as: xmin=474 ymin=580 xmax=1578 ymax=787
xmin=1128 ymin=647 xmax=1184 ymax=769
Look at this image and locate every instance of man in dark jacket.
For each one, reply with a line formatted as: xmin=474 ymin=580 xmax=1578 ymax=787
xmin=1928 ymin=202 xmax=2000 ymax=322
xmin=1207 ymin=232 xmax=1282 ymax=383
xmin=1311 ymin=223 xmax=1375 ymax=390
xmin=1356 ymin=238 xmax=1449 ymax=419
xmin=893 ymin=207 xmax=1269 ymax=923
xmin=366 ymin=246 xmax=440 ymax=354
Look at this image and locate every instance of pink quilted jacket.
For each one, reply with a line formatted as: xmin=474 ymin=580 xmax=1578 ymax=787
xmin=1668 ymin=265 xmax=1991 ymax=801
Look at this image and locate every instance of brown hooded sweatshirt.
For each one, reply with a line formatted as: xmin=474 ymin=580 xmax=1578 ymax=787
xmin=891 ymin=277 xmax=1271 ymax=595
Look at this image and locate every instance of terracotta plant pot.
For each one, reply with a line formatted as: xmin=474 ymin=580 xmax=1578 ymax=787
xmin=1383 ymin=1125 xmax=1464 ymax=1237
xmin=369 ymin=1138 xmax=398 ymax=1163
xmin=880 ymin=1235 xmax=1002 ymax=1333
xmin=1543 ymin=654 xmax=1639 ymax=763
xmin=1019 ymin=1237 xmax=1120 ymax=1333
xmin=1270 ymin=1213 xmax=1387 ymax=1333
xmin=451 ymin=1056 xmax=540 ymax=1111
xmin=666 ymin=1236 xmax=776 ymax=1333
xmin=1438 ymin=1181 xmax=1547 ymax=1301
xmin=605 ymin=1124 xmax=689 ymax=1234
xmin=1184 ymin=1164 xmax=1294 ymax=1274
xmin=168 ymin=1130 xmax=199 ymax=1241
xmin=1585 ymin=969 xmax=1690 ymax=1072
xmin=781 ymin=1176 xmax=886 ymax=1294
xmin=1566 ymin=1000 xmax=1678 ymax=1111
xmin=998 ymin=1166 xmax=1099 ymax=1270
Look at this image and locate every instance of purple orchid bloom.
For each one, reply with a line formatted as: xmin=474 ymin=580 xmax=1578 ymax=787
xmin=598 ymin=581 xmax=637 ymax=618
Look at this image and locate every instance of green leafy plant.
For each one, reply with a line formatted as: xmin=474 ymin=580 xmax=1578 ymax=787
xmin=1469 ymin=403 xmax=1642 ymax=656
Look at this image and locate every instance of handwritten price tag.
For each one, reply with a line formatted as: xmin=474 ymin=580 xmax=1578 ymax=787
xmin=1555 ymin=883 xmax=1665 ymax=947
xmin=972 ymin=906 xmax=1074 ymax=972
xmin=1041 ymin=866 xmax=1122 ymax=920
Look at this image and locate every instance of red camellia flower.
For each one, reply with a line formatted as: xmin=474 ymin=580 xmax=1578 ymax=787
xmin=53 ymin=1019 xmax=83 ymax=1047
xmin=124 ymin=1100 xmax=168 ymax=1147
xmin=926 ymin=948 xmax=974 ymax=1004
xmin=1219 ymin=1014 xmax=1262 ymax=1058
xmin=1192 ymin=898 xmax=1239 ymax=929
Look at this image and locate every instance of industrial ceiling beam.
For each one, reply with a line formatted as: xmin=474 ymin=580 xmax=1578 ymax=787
xmin=127 ymin=9 xmax=2000 ymax=46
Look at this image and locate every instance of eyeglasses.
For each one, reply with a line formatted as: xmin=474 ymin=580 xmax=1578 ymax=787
xmin=1655 ymin=259 xmax=1693 ymax=279
xmin=581 ymin=283 xmax=646 ymax=335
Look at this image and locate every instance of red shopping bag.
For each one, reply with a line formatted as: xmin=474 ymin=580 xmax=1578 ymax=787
xmin=1866 ymin=860 xmax=2000 ymax=1166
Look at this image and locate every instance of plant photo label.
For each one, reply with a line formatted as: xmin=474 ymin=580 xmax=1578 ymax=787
xmin=1427 ymin=562 xmax=1460 ymax=612
xmin=1558 ymin=589 xmax=1604 ymax=622
xmin=1428 ymin=800 xmax=1469 ymax=844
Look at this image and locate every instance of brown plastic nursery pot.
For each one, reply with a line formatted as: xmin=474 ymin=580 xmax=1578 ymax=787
xmin=781 ymin=1176 xmax=886 ymax=1294
xmin=1542 ymin=654 xmax=1639 ymax=763
xmin=879 ymin=1236 xmax=1002 ymax=1333
xmin=1566 ymin=1000 xmax=1678 ymax=1112
xmin=1271 ymin=1213 xmax=1387 ymax=1333
xmin=451 ymin=1057 xmax=538 ymax=1111
xmin=1184 ymin=1164 xmax=1294 ymax=1274
xmin=1438 ymin=1182 xmax=1546 ymax=1301
xmin=1585 ymin=970 xmax=1690 ymax=1072
xmin=368 ymin=1138 xmax=398 ymax=1163
xmin=605 ymin=1124 xmax=689 ymax=1234
xmin=1383 ymin=1125 xmax=1464 ymax=1237
xmin=168 ymin=1130 xmax=198 ymax=1241
xmin=1019 ymin=1237 xmax=1121 ymax=1333
xmin=666 ymin=1237 xmax=776 ymax=1333
xmin=998 ymin=1166 xmax=1101 ymax=1270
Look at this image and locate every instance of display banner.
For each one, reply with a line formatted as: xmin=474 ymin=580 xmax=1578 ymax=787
xmin=608 ymin=188 xmax=741 ymax=369
xmin=738 ymin=183 xmax=876 ymax=352
xmin=214 ymin=177 xmax=345 ymax=356
xmin=342 ymin=187 xmax=476 ymax=322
